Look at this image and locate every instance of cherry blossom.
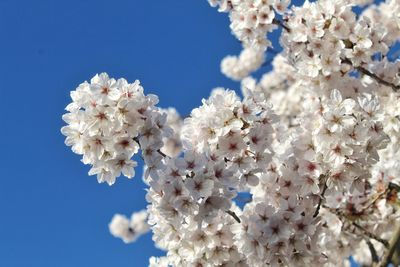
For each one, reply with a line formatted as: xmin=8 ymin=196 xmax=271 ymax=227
xmin=61 ymin=0 xmax=400 ymax=266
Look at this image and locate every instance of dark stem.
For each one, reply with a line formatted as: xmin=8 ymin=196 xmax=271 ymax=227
xmin=389 ymin=182 xmax=400 ymax=192
xmin=361 ymin=189 xmax=389 ymax=213
xmin=132 ymin=136 xmax=145 ymax=160
xmin=133 ymin=136 xmax=168 ymax=158
xmin=375 ymin=224 xmax=400 ymax=267
xmin=313 ymin=176 xmax=328 ymax=218
xmin=133 ymin=136 xmax=141 ymax=148
xmin=226 ymin=210 xmax=241 ymax=223
xmin=342 ymin=58 xmax=400 ymax=91
xmin=324 ymin=206 xmax=390 ymax=249
xmin=367 ymin=240 xmax=380 ymax=263
xmin=353 ymin=222 xmax=389 ymax=248
xmin=156 ymin=149 xmax=167 ymax=158
xmin=269 ymin=17 xmax=399 ymax=92
xmin=272 ymin=18 xmax=291 ymax=32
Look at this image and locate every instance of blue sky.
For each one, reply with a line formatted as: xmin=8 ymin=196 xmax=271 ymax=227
xmin=0 ymin=0 xmax=384 ymax=266
xmin=0 ymin=1 xmax=241 ymax=266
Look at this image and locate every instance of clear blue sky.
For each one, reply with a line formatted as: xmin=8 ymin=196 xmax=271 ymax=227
xmin=0 ymin=1 xmax=241 ymax=266
xmin=0 ymin=0 xmax=381 ymax=266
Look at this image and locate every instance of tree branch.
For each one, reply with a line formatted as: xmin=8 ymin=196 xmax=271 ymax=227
xmin=375 ymin=223 xmax=400 ymax=267
xmin=226 ymin=210 xmax=241 ymax=223
xmin=325 ymin=206 xmax=390 ymax=249
xmin=156 ymin=149 xmax=167 ymax=158
xmin=272 ymin=18 xmax=290 ymax=32
xmin=313 ymin=175 xmax=328 ymax=218
xmin=359 ymin=188 xmax=390 ymax=215
xmin=353 ymin=222 xmax=389 ymax=249
xmin=133 ymin=136 xmax=168 ymax=158
xmin=267 ymin=18 xmax=400 ymax=92
xmin=367 ymin=240 xmax=380 ymax=263
xmin=342 ymin=58 xmax=400 ymax=91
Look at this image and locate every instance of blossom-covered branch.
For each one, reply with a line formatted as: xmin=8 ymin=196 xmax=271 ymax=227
xmin=61 ymin=0 xmax=400 ymax=266
xmin=342 ymin=58 xmax=400 ymax=91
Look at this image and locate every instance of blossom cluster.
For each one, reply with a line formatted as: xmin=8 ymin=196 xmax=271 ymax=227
xmin=159 ymin=108 xmax=183 ymax=158
xmin=61 ymin=73 xmax=168 ymax=185
xmin=143 ymin=88 xmax=281 ymax=265
xmin=61 ymin=0 xmax=400 ymax=266
xmin=221 ymin=48 xmax=265 ymax=80
xmin=281 ymin=0 xmax=396 ymax=80
xmin=363 ymin=0 xmax=400 ymax=45
xmin=210 ymin=0 xmax=291 ymax=80
xmin=109 ymin=210 xmax=150 ymax=243
xmin=208 ymin=0 xmax=291 ymax=50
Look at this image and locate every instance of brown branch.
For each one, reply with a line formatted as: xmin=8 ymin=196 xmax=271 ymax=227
xmin=313 ymin=175 xmax=328 ymax=218
xmin=325 ymin=206 xmax=390 ymax=248
xmin=360 ymin=188 xmax=390 ymax=214
xmin=226 ymin=210 xmax=241 ymax=223
xmin=133 ymin=136 xmax=168 ymax=158
xmin=342 ymin=58 xmax=400 ymax=91
xmin=133 ymin=136 xmax=141 ymax=147
xmin=156 ymin=149 xmax=167 ymax=158
xmin=272 ymin=18 xmax=290 ymax=32
xmin=353 ymin=222 xmax=389 ymax=248
xmin=325 ymin=201 xmax=400 ymax=266
xmin=268 ymin=18 xmax=400 ymax=93
xmin=367 ymin=240 xmax=380 ymax=263
xmin=389 ymin=182 xmax=400 ymax=192
xmin=375 ymin=223 xmax=400 ymax=267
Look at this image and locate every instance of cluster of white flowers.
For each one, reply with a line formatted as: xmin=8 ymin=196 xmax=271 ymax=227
xmin=109 ymin=210 xmax=150 ymax=243
xmin=160 ymin=108 xmax=183 ymax=158
xmin=61 ymin=73 xmax=169 ymax=185
xmin=208 ymin=0 xmax=291 ymax=50
xmin=142 ymin=88 xmax=282 ymax=265
xmin=221 ymin=48 xmax=265 ymax=80
xmin=281 ymin=0 xmax=394 ymax=79
xmin=363 ymin=0 xmax=400 ymax=44
xmin=61 ymin=0 xmax=400 ymax=266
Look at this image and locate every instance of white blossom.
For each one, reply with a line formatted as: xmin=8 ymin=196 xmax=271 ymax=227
xmin=61 ymin=1 xmax=400 ymax=266
xmin=109 ymin=210 xmax=150 ymax=243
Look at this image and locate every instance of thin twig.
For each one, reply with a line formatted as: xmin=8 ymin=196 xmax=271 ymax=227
xmin=389 ymin=182 xmax=400 ymax=192
xmin=313 ymin=176 xmax=328 ymax=218
xmin=272 ymin=18 xmax=291 ymax=32
xmin=132 ymin=136 xmax=145 ymax=160
xmin=268 ymin=17 xmax=400 ymax=92
xmin=342 ymin=58 xmax=400 ymax=91
xmin=325 ymin=206 xmax=390 ymax=248
xmin=133 ymin=136 xmax=168 ymax=158
xmin=353 ymin=222 xmax=389 ymax=248
xmin=367 ymin=240 xmax=380 ymax=263
xmin=375 ymin=224 xmax=400 ymax=267
xmin=156 ymin=149 xmax=167 ymax=158
xmin=226 ymin=210 xmax=241 ymax=223
xmin=360 ymin=188 xmax=389 ymax=214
